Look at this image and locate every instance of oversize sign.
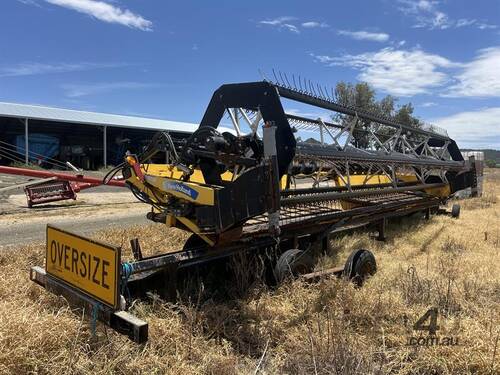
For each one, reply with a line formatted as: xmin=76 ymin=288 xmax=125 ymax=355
xmin=45 ymin=225 xmax=120 ymax=309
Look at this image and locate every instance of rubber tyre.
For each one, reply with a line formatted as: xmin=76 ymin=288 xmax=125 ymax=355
xmin=343 ymin=249 xmax=377 ymax=286
xmin=274 ymin=249 xmax=315 ymax=283
xmin=451 ymin=203 xmax=460 ymax=218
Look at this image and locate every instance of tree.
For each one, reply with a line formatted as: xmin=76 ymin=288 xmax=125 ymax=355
xmin=333 ymin=81 xmax=422 ymax=149
xmin=394 ymin=103 xmax=421 ymax=128
xmin=485 ymin=159 xmax=497 ymax=168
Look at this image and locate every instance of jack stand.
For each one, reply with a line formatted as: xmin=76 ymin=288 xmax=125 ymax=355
xmin=130 ymin=238 xmax=143 ymax=260
xmin=322 ymin=235 xmax=329 ymax=252
xmin=377 ymin=219 xmax=386 ymax=241
xmin=161 ymin=263 xmax=178 ymax=301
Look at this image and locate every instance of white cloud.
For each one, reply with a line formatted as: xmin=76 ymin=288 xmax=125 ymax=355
xmin=446 ymin=47 xmax=500 ymax=97
xmin=311 ymin=48 xmax=460 ymax=96
xmin=282 ymin=23 xmax=300 ymax=34
xmin=285 ymin=108 xmax=331 ymax=122
xmin=44 ymin=0 xmax=152 ymax=31
xmin=0 ymin=62 xmax=122 ymax=77
xmin=477 ymin=23 xmax=497 ymax=30
xmin=455 ymin=18 xmax=476 ymax=28
xmin=397 ymin=0 xmax=452 ymax=29
xmin=421 ymin=102 xmax=437 ymax=107
xmin=337 ymin=30 xmax=389 ymax=42
xmin=432 ymin=107 xmax=500 ymax=148
xmin=397 ymin=0 xmax=497 ymax=30
xmin=259 ymin=16 xmax=296 ymax=26
xmin=16 ymin=0 xmax=41 ymax=6
xmin=301 ymin=21 xmax=329 ymax=28
xmin=61 ymin=82 xmax=159 ymax=97
xmin=258 ymin=16 xmax=300 ymax=34
xmin=258 ymin=17 xmax=329 ymax=34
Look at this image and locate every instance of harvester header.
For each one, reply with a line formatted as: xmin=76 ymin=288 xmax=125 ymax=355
xmin=31 ymin=78 xmax=481 ymax=343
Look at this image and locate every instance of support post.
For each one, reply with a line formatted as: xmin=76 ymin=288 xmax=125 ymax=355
xmin=319 ymin=119 xmax=324 ymax=145
xmin=24 ymin=118 xmax=29 ymax=165
xmin=263 ymin=123 xmax=280 ymax=238
xmin=103 ymin=125 xmax=107 ymax=168
xmin=322 ymin=235 xmax=329 ymax=252
xmin=377 ymin=218 xmax=386 ymax=241
xmin=161 ymin=263 xmax=178 ymax=301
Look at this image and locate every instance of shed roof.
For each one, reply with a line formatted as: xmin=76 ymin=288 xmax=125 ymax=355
xmin=0 ymin=102 xmax=198 ymax=133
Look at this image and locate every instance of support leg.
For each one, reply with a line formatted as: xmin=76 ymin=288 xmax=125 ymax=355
xmin=322 ymin=234 xmax=329 ymax=252
xmin=161 ymin=264 xmax=178 ymax=301
xmin=377 ymin=218 xmax=386 ymax=241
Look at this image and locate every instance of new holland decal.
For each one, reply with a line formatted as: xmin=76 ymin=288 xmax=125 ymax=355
xmin=164 ymin=181 xmax=199 ymax=200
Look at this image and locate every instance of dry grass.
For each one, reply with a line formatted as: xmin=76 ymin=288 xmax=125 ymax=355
xmin=0 ymin=170 xmax=499 ymax=374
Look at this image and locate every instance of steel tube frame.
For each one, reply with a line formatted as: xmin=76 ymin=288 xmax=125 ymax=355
xmin=103 ymin=125 xmax=107 ymax=168
xmin=281 ymin=183 xmax=445 ymax=205
xmin=276 ymin=85 xmax=449 ymax=141
xmin=126 ymin=193 xmax=441 ymax=277
xmin=24 ymin=118 xmax=29 ymax=165
xmin=0 ymin=165 xmax=126 ymax=187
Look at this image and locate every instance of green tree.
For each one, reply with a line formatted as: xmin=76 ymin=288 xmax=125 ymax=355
xmin=394 ymin=103 xmax=421 ymax=128
xmin=333 ymin=81 xmax=422 ymax=148
xmin=485 ymin=159 xmax=497 ymax=168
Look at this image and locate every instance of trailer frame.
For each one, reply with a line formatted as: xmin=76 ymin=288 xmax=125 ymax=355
xmin=29 ymin=187 xmax=445 ymax=343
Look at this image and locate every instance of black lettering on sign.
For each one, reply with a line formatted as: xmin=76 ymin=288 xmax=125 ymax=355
xmin=57 ymin=242 xmax=64 ymax=267
xmin=92 ymin=256 xmax=100 ymax=286
xmin=50 ymin=240 xmax=57 ymax=264
xmin=71 ymin=248 xmax=78 ymax=273
xmin=64 ymin=245 xmax=70 ymax=271
xmin=48 ymin=235 xmax=115 ymax=299
xmin=87 ymin=253 xmax=91 ymax=280
xmin=79 ymin=252 xmax=87 ymax=278
xmin=102 ymin=260 xmax=110 ymax=289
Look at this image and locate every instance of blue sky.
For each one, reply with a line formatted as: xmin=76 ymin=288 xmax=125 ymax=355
xmin=1 ymin=0 xmax=499 ymax=148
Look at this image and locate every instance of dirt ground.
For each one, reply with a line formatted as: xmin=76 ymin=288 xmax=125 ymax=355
xmin=0 ymin=184 xmax=149 ymax=247
xmin=0 ymin=170 xmax=498 ymax=374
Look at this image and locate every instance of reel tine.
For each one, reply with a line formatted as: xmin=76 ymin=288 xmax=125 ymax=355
xmin=278 ymin=71 xmax=286 ymax=87
xmin=272 ymin=69 xmax=279 ymax=85
xmin=258 ymin=68 xmax=267 ymax=82
xmin=292 ymin=74 xmax=297 ymax=90
xmin=298 ymin=75 xmax=303 ymax=92
xmin=284 ymin=72 xmax=292 ymax=89
xmin=324 ymin=86 xmax=331 ymax=100
xmin=317 ymin=83 xmax=325 ymax=100
xmin=309 ymin=80 xmax=317 ymax=96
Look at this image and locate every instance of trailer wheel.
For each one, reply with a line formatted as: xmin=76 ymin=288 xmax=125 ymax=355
xmin=451 ymin=203 xmax=460 ymax=218
xmin=343 ymin=249 xmax=377 ymax=286
xmin=274 ymin=249 xmax=314 ymax=283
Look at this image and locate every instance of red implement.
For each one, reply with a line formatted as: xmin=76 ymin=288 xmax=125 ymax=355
xmin=0 ymin=165 xmax=126 ymax=207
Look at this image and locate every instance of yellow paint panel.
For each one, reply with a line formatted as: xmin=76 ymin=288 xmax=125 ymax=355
xmin=144 ymin=176 xmax=215 ymax=205
xmin=142 ymin=164 xmax=208 ymax=183
xmin=335 ymin=174 xmax=392 ymax=187
xmin=424 ymin=185 xmax=451 ymax=197
xmin=45 ymin=225 xmax=120 ymax=309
